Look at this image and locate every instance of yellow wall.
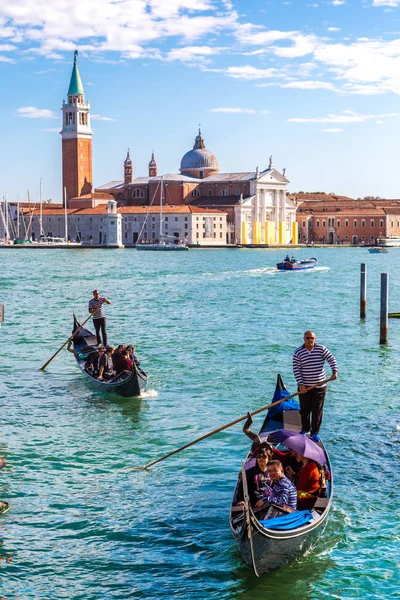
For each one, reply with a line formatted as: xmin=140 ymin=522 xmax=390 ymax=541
xmin=279 ymin=221 xmax=286 ymax=244
xmin=241 ymin=221 xmax=247 ymax=244
xmin=252 ymin=221 xmax=261 ymax=244
xmin=291 ymin=221 xmax=298 ymax=244
xmin=265 ymin=221 xmax=275 ymax=244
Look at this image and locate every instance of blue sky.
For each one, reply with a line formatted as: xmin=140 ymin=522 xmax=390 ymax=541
xmin=2 ymin=0 xmax=400 ymax=202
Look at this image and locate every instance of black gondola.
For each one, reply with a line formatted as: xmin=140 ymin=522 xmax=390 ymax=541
xmin=71 ymin=315 xmax=147 ymax=397
xmin=230 ymin=375 xmax=333 ymax=576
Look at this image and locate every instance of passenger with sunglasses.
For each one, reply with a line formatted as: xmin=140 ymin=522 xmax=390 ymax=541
xmin=293 ymin=330 xmax=338 ymax=442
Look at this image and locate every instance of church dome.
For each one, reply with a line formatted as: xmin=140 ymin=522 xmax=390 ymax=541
xmin=180 ymin=129 xmax=219 ymax=175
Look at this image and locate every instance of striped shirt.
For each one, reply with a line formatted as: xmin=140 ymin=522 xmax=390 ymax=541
xmin=88 ymin=297 xmax=106 ymax=319
xmin=259 ymin=476 xmax=297 ymax=510
xmin=293 ymin=343 xmax=338 ymax=387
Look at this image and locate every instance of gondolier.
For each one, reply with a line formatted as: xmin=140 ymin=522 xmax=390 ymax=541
xmin=293 ymin=331 xmax=338 ymax=442
xmin=88 ymin=290 xmax=112 ymax=346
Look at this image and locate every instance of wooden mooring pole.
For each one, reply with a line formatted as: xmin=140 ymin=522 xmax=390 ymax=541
xmin=380 ymin=272 xmax=389 ymax=344
xmin=360 ymin=263 xmax=367 ymax=319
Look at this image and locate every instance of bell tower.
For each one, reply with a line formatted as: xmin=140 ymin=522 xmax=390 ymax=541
xmin=61 ymin=51 xmax=93 ymax=204
xmin=124 ymin=149 xmax=133 ymax=184
xmin=148 ymin=151 xmax=158 ymax=177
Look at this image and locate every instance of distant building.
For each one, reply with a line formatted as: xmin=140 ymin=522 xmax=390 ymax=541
xmin=295 ymin=196 xmax=400 ymax=244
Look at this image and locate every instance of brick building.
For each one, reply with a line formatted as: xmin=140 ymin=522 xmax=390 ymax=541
xmin=293 ymin=193 xmax=400 ymax=244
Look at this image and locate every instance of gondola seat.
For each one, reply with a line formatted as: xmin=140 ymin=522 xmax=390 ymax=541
xmin=259 ymin=509 xmax=313 ymax=530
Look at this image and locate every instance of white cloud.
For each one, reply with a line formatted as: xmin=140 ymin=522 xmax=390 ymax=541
xmin=91 ymin=114 xmax=115 ymax=121
xmin=288 ymin=111 xmax=399 ymax=123
xmin=224 ymin=65 xmax=278 ymax=79
xmin=15 ymin=106 xmax=58 ymax=119
xmin=210 ymin=107 xmax=270 ymax=114
xmin=373 ymin=0 xmax=400 ymax=5
xmin=327 ymin=27 xmax=340 ymax=32
xmin=331 ymin=1 xmax=345 ymax=5
xmin=166 ymin=45 xmax=226 ymax=63
xmin=281 ymin=80 xmax=336 ymax=90
xmin=320 ymin=128 xmax=344 ymax=132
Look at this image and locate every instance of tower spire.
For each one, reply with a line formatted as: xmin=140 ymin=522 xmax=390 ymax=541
xmin=124 ymin=148 xmax=133 ymax=184
xmin=68 ymin=50 xmax=85 ymax=96
xmin=148 ymin=151 xmax=158 ymax=177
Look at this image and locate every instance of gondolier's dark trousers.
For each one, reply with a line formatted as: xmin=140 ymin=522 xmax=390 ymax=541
xmin=299 ymin=386 xmax=326 ymax=434
xmin=93 ymin=317 xmax=107 ymax=346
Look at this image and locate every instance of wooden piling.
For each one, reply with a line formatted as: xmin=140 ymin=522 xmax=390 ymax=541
xmin=380 ymin=273 xmax=389 ymax=344
xmin=360 ymin=263 xmax=367 ymax=318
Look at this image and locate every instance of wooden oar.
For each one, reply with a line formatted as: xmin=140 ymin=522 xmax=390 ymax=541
xmin=128 ymin=378 xmax=332 ymax=471
xmin=39 ymin=306 xmax=102 ymax=371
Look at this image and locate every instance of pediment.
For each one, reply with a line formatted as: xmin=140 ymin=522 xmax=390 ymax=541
xmin=257 ymin=169 xmax=289 ymax=185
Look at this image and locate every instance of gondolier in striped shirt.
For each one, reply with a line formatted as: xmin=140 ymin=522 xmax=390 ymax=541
xmin=88 ymin=290 xmax=112 ymax=346
xmin=293 ymin=331 xmax=338 ymax=442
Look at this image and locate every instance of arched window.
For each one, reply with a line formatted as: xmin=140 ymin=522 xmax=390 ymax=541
xmin=354 ymin=220 xmax=357 ymax=227
xmin=362 ymin=220 xmax=365 ymax=228
xmin=322 ymin=220 xmax=326 ymax=228
xmin=371 ymin=219 xmax=374 ymax=228
xmin=380 ymin=219 xmax=384 ymax=228
xmin=337 ymin=219 xmax=340 ymax=227
xmin=132 ymin=189 xmax=144 ymax=198
xmin=191 ymin=189 xmax=200 ymax=198
xmin=218 ymin=189 xmax=229 ymax=196
xmin=316 ymin=220 xmax=320 ymax=228
xmin=208 ymin=190 xmax=212 ymax=196
xmin=345 ymin=219 xmax=349 ymax=227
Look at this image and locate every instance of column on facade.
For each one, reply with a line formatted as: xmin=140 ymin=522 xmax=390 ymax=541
xmin=274 ymin=189 xmax=279 ymax=244
xmin=279 ymin=189 xmax=286 ymax=244
xmin=252 ymin=185 xmax=261 ymax=244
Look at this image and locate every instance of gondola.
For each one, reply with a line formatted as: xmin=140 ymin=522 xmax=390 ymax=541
xmin=71 ymin=315 xmax=147 ymax=397
xmin=277 ymin=258 xmax=318 ymax=271
xmin=230 ymin=375 xmax=333 ymax=576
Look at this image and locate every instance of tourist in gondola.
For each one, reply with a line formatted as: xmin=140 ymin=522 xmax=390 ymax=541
xmin=254 ymin=460 xmax=297 ymax=511
xmin=293 ymin=330 xmax=338 ymax=442
xmin=88 ymin=289 xmax=112 ymax=347
xmin=97 ymin=345 xmax=116 ymax=381
xmin=237 ymin=446 xmax=271 ymax=506
xmin=287 ymin=450 xmax=321 ymax=509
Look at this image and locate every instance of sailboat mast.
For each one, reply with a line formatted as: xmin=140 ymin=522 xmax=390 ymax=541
xmin=17 ymin=194 xmax=19 ymax=239
xmin=159 ymin=176 xmax=163 ymax=241
xmin=39 ymin=179 xmax=43 ymax=239
xmin=64 ymin=187 xmax=68 ymax=242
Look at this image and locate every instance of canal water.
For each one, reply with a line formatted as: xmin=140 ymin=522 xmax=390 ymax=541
xmin=0 ymin=247 xmax=398 ymax=599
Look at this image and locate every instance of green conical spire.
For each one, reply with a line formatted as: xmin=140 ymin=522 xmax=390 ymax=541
xmin=67 ymin=50 xmax=84 ymax=96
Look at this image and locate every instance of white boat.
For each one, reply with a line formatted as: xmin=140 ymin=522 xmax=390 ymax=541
xmin=376 ymin=236 xmax=400 ymax=247
xmin=136 ymin=177 xmax=189 ymax=251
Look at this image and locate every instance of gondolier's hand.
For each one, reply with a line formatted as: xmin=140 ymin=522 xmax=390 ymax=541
xmin=299 ymin=384 xmax=307 ymax=394
xmin=330 ymin=372 xmax=338 ymax=381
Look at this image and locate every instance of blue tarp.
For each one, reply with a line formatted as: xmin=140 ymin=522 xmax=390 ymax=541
xmin=259 ymin=510 xmax=313 ymax=530
xmin=267 ymin=397 xmax=300 ymax=418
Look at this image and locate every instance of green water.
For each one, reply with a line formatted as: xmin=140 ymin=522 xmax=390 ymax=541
xmin=0 ymin=247 xmax=399 ymax=599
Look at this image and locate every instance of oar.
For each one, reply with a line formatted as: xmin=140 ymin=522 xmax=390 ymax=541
xmin=39 ymin=306 xmax=102 ymax=371
xmin=128 ymin=378 xmax=332 ymax=471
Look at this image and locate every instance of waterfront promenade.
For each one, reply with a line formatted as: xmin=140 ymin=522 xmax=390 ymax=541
xmin=0 ymin=247 xmax=398 ymax=599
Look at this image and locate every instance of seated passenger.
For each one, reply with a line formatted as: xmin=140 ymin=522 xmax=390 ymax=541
xmin=284 ymin=254 xmax=290 ymax=261
xmin=127 ymin=345 xmax=140 ymax=366
xmin=97 ymin=346 xmax=116 ymax=381
xmin=237 ymin=446 xmax=272 ymax=506
xmin=291 ymin=256 xmax=295 ymax=262
xmin=114 ymin=349 xmax=133 ymax=374
xmin=255 ymin=460 xmax=297 ymax=512
xmin=289 ymin=450 xmax=321 ymax=509
xmin=112 ymin=344 xmax=126 ymax=368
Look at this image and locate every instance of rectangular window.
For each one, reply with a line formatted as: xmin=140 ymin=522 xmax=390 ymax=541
xmin=337 ymin=220 xmax=340 ymax=227
xmin=185 ymin=217 xmax=188 ymax=221
xmin=165 ymin=217 xmax=168 ymax=221
xmin=380 ymin=220 xmax=384 ymax=227
xmin=196 ymin=233 xmax=199 ymax=238
xmin=220 ymin=232 xmax=222 ymax=238
xmin=152 ymin=217 xmax=155 ymax=221
xmin=185 ymin=224 xmax=188 ymax=229
xmin=175 ymin=217 xmax=178 ymax=221
xmin=302 ymin=221 xmax=306 ymax=227
xmin=345 ymin=220 xmax=348 ymax=227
